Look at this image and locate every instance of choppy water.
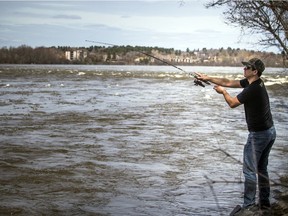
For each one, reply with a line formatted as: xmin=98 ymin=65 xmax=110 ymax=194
xmin=0 ymin=65 xmax=287 ymax=215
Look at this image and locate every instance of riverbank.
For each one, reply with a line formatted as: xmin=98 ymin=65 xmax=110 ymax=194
xmin=271 ymin=176 xmax=288 ymax=216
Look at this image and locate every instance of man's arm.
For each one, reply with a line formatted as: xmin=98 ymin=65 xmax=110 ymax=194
xmin=214 ymin=85 xmax=241 ymax=108
xmin=196 ymin=72 xmax=241 ymax=88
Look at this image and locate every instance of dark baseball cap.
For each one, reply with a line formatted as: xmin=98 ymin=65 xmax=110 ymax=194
xmin=242 ymin=58 xmax=265 ymax=73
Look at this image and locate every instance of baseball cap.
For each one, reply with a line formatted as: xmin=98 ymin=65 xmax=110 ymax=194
xmin=242 ymin=58 xmax=265 ymax=73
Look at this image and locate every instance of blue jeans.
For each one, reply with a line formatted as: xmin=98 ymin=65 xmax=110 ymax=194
xmin=243 ymin=126 xmax=276 ymax=208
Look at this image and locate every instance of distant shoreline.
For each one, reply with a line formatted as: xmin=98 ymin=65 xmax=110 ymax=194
xmin=0 ymin=45 xmax=286 ymax=67
xmin=0 ymin=63 xmax=287 ymax=69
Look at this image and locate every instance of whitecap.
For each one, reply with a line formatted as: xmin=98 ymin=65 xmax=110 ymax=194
xmin=204 ymin=94 xmax=212 ymax=99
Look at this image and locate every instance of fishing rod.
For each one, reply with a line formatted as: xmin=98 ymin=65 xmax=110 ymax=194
xmin=85 ymin=40 xmax=210 ymax=87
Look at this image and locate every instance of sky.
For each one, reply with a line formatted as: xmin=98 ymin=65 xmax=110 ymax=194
xmin=0 ymin=1 xmax=279 ymax=52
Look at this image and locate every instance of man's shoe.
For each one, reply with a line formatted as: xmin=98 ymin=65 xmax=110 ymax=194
xmin=230 ymin=205 xmax=242 ymax=216
xmin=260 ymin=206 xmax=271 ymax=216
xmin=233 ymin=204 xmax=260 ymax=216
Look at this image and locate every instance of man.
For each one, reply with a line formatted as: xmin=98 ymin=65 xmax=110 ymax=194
xmin=196 ymin=58 xmax=276 ymax=216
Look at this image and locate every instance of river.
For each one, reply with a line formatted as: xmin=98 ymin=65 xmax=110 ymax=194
xmin=0 ymin=65 xmax=287 ymax=215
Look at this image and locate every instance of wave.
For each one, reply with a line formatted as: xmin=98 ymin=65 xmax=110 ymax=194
xmin=1 ymin=64 xmax=287 ymax=85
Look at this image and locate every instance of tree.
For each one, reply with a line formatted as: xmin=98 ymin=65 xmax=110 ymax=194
xmin=206 ymin=0 xmax=288 ymax=65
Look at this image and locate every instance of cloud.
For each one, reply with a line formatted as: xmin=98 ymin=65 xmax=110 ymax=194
xmin=52 ymin=14 xmax=81 ymax=20
xmin=0 ymin=1 xmax=268 ymax=52
xmin=194 ymin=29 xmax=221 ymax=34
xmin=121 ymin=15 xmax=131 ymax=19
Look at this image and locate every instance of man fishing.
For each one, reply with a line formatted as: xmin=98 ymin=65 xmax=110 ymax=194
xmin=196 ymin=58 xmax=276 ymax=216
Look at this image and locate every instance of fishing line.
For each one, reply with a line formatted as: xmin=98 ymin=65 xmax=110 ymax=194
xmin=85 ymin=40 xmax=210 ymax=87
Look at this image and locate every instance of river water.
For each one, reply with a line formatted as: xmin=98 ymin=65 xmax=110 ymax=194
xmin=0 ymin=65 xmax=287 ymax=216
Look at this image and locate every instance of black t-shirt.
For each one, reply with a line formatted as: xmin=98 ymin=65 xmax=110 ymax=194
xmin=237 ymin=78 xmax=273 ymax=132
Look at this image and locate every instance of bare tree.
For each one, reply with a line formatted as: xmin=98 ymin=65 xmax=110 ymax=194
xmin=206 ymin=0 xmax=288 ymax=65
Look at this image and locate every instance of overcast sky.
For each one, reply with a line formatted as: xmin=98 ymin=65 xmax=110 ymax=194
xmin=0 ymin=1 xmax=278 ymax=52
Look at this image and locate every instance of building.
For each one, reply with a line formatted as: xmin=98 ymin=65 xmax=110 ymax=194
xmin=65 ymin=50 xmax=87 ymax=61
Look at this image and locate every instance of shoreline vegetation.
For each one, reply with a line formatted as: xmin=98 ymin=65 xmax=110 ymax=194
xmin=0 ymin=45 xmax=286 ymax=67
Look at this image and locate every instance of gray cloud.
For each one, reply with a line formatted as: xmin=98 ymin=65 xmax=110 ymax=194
xmin=52 ymin=15 xmax=81 ymax=20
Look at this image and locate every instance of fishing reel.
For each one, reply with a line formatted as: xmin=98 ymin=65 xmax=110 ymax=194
xmin=189 ymin=72 xmax=210 ymax=87
xmin=194 ymin=79 xmax=205 ymax=87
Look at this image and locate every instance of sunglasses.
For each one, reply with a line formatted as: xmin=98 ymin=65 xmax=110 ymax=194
xmin=244 ymin=66 xmax=255 ymax=71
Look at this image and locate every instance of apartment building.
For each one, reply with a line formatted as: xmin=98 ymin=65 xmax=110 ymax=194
xmin=65 ymin=50 xmax=87 ymax=61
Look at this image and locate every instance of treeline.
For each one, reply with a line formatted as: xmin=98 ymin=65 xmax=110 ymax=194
xmin=0 ymin=45 xmax=172 ymax=65
xmin=0 ymin=45 xmax=68 ymax=64
xmin=0 ymin=45 xmax=285 ymax=67
xmin=86 ymin=45 xmax=175 ymax=55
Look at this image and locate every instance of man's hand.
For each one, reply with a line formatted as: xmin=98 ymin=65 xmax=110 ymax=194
xmin=195 ymin=73 xmax=241 ymax=88
xmin=213 ymin=85 xmax=226 ymax=94
xmin=195 ymin=72 xmax=209 ymax=82
xmin=213 ymin=85 xmax=241 ymax=108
